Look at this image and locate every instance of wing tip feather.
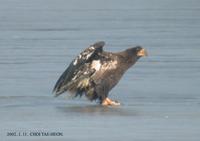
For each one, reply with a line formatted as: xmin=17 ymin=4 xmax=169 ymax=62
xmin=92 ymin=41 xmax=105 ymax=48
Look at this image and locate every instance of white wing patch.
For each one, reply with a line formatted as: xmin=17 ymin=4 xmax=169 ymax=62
xmin=101 ymin=60 xmax=118 ymax=71
xmin=91 ymin=60 xmax=101 ymax=71
xmin=86 ymin=52 xmax=93 ymax=59
xmin=90 ymin=46 xmax=95 ymax=50
xmin=73 ymin=59 xmax=78 ymax=65
xmin=72 ymin=46 xmax=95 ymax=66
xmin=91 ymin=59 xmax=118 ymax=72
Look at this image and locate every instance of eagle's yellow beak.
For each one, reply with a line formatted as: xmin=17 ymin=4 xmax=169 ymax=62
xmin=137 ymin=48 xmax=148 ymax=57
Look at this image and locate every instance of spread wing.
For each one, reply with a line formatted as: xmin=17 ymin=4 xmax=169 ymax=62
xmin=53 ymin=41 xmax=105 ymax=97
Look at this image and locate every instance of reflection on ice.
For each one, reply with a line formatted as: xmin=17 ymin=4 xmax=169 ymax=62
xmin=56 ymin=105 xmax=138 ymax=116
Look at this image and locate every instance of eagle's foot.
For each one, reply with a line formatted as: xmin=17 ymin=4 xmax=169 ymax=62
xmin=102 ymin=98 xmax=120 ymax=106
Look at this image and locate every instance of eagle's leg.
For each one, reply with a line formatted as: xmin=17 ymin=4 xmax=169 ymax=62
xmin=102 ymin=98 xmax=120 ymax=106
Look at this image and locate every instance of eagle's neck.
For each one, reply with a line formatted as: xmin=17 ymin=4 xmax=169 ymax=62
xmin=117 ymin=51 xmax=140 ymax=70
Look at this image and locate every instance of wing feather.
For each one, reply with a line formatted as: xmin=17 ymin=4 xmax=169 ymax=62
xmin=53 ymin=41 xmax=105 ymax=96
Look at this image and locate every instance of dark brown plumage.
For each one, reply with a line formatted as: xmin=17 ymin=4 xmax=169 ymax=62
xmin=53 ymin=41 xmax=147 ymax=106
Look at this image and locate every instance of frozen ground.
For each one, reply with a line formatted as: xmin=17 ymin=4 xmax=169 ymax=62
xmin=0 ymin=0 xmax=200 ymax=140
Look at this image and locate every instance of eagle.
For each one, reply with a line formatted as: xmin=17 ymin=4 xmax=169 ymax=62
xmin=53 ymin=41 xmax=147 ymax=106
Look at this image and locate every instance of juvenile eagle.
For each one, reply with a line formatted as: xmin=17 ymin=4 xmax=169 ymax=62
xmin=53 ymin=41 xmax=147 ymax=106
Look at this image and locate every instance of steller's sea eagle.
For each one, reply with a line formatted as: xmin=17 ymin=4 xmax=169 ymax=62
xmin=53 ymin=41 xmax=147 ymax=106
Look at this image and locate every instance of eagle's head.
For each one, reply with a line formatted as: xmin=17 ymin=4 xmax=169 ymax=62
xmin=126 ymin=46 xmax=148 ymax=58
xmin=124 ymin=46 xmax=148 ymax=67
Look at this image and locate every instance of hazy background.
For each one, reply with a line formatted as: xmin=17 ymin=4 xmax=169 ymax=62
xmin=0 ymin=0 xmax=200 ymax=141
